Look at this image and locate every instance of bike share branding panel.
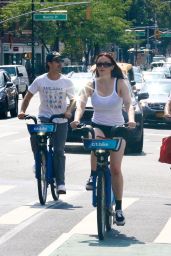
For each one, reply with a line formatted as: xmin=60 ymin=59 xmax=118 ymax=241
xmin=83 ymin=139 xmax=121 ymax=151
xmin=27 ymin=124 xmax=56 ymax=134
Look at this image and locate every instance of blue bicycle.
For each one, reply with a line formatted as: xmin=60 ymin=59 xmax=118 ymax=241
xmin=73 ymin=124 xmax=127 ymax=240
xmin=25 ymin=114 xmax=65 ymax=205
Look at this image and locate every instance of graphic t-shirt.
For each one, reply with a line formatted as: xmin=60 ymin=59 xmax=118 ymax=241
xmin=28 ymin=73 xmax=75 ymax=123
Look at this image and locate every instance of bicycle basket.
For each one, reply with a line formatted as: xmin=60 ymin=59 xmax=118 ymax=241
xmin=27 ymin=123 xmax=57 ymax=134
xmin=83 ymin=138 xmax=122 ymax=151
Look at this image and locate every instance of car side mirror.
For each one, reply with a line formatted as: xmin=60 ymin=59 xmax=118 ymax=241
xmin=138 ymin=92 xmax=149 ymax=101
xmin=130 ymin=80 xmax=136 ymax=86
xmin=6 ymin=81 xmax=13 ymax=87
xmin=18 ymin=72 xmax=23 ymax=77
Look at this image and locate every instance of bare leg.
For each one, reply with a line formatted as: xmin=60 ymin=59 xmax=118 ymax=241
xmin=110 ymin=139 xmax=126 ymax=201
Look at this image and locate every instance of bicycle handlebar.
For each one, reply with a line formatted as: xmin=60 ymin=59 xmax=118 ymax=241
xmin=72 ymin=123 xmax=135 ymax=140
xmin=73 ymin=124 xmax=95 ymax=139
xmin=24 ymin=114 xmax=65 ymax=124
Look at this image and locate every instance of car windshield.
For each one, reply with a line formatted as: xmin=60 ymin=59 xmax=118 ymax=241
xmin=143 ymin=71 xmax=165 ymax=81
xmin=143 ymin=80 xmax=171 ymax=94
xmin=69 ymin=72 xmax=94 ymax=95
xmin=134 ymin=73 xmax=143 ymax=83
xmin=0 ymin=67 xmax=16 ymax=76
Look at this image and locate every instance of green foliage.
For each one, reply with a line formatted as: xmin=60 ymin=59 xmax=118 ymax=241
xmin=0 ymin=0 xmax=170 ymax=61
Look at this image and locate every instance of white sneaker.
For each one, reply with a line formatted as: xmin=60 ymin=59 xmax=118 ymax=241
xmin=57 ymin=185 xmax=66 ymax=194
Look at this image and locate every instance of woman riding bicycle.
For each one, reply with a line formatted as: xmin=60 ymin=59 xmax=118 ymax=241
xmin=70 ymin=52 xmax=136 ymax=225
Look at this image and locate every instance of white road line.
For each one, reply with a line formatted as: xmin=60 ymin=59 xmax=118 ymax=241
xmin=0 ymin=190 xmax=81 ymax=225
xmin=0 ymin=132 xmax=18 ymax=138
xmin=145 ymin=133 xmax=168 ymax=137
xmin=38 ymin=197 xmax=139 ymax=256
xmin=154 ymin=217 xmax=171 ymax=243
xmin=0 ymin=190 xmax=83 ymax=246
xmin=0 ymin=185 xmax=15 ymax=194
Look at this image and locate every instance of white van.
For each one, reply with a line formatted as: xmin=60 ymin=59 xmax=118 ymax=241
xmin=0 ymin=65 xmax=29 ymax=97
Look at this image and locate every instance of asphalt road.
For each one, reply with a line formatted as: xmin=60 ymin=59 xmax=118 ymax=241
xmin=0 ymin=95 xmax=171 ymax=256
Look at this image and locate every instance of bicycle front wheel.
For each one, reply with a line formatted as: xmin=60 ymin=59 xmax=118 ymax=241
xmin=36 ymin=150 xmax=48 ymax=205
xmin=97 ymin=170 xmax=106 ymax=240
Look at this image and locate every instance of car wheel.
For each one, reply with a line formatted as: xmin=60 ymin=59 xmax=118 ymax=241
xmin=10 ymin=98 xmax=18 ymax=117
xmin=0 ymin=110 xmax=8 ymax=119
xmin=129 ymin=131 xmax=144 ymax=154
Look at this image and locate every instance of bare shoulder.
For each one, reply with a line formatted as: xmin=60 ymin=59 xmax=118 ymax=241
xmin=117 ymin=78 xmax=128 ymax=92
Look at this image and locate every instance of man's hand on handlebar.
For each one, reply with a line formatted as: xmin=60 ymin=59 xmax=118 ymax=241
xmin=18 ymin=112 xmax=26 ymax=119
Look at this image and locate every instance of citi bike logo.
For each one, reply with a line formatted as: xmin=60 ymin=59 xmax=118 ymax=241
xmin=91 ymin=141 xmax=109 ymax=147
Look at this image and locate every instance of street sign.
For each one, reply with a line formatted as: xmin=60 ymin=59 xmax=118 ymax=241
xmin=27 ymin=42 xmax=39 ymax=46
xmin=34 ymin=14 xmax=67 ymax=21
xmin=160 ymin=33 xmax=171 ymax=38
xmin=135 ymin=31 xmax=145 ymax=37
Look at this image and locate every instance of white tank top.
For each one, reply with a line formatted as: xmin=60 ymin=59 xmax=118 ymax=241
xmin=91 ymin=78 xmax=124 ymax=126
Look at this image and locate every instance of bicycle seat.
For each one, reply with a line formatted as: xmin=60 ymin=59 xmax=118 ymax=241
xmin=83 ymin=138 xmax=122 ymax=151
xmin=110 ymin=126 xmax=128 ymax=140
xmin=27 ymin=123 xmax=57 ymax=135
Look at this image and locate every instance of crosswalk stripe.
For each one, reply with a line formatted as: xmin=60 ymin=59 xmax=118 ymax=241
xmin=0 ymin=185 xmax=15 ymax=194
xmin=154 ymin=217 xmax=171 ymax=243
xmin=38 ymin=197 xmax=139 ymax=256
xmin=0 ymin=190 xmax=81 ymax=225
xmin=0 ymin=132 xmax=18 ymax=138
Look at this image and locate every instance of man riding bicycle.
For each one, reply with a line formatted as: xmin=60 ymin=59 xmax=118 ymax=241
xmin=18 ymin=51 xmax=75 ymax=194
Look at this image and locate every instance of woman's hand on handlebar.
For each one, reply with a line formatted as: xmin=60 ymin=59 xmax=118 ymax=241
xmin=127 ymin=121 xmax=136 ymax=128
xmin=70 ymin=120 xmax=80 ymax=129
xmin=18 ymin=112 xmax=26 ymax=120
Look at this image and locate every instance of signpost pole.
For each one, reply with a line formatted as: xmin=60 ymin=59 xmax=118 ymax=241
xmin=31 ymin=0 xmax=35 ymax=82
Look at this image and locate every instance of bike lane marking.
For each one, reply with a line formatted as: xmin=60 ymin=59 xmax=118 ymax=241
xmin=0 ymin=185 xmax=15 ymax=194
xmin=38 ymin=197 xmax=139 ymax=256
xmin=0 ymin=190 xmax=80 ymax=225
xmin=0 ymin=190 xmax=84 ymax=246
xmin=154 ymin=217 xmax=171 ymax=243
xmin=0 ymin=132 xmax=18 ymax=138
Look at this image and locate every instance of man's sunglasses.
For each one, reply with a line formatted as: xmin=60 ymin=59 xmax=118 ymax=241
xmin=96 ymin=62 xmax=113 ymax=68
xmin=52 ymin=58 xmax=63 ymax=63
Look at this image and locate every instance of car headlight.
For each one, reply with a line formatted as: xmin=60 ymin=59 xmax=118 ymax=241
xmin=140 ymin=100 xmax=148 ymax=107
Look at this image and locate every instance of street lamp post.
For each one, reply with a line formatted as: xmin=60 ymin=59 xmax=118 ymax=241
xmin=31 ymin=0 xmax=35 ymax=82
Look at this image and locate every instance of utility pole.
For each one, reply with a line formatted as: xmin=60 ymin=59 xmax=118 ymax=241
xmin=31 ymin=0 xmax=35 ymax=82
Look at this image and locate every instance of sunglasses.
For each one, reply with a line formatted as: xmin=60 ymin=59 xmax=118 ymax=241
xmin=96 ymin=62 xmax=113 ymax=68
xmin=52 ymin=58 xmax=63 ymax=63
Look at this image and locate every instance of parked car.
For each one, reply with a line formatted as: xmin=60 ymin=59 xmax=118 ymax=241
xmin=142 ymin=71 xmax=166 ymax=82
xmin=0 ymin=69 xmax=18 ymax=118
xmin=134 ymin=72 xmax=146 ymax=91
xmin=67 ymin=71 xmax=145 ymax=153
xmin=138 ymin=79 xmax=171 ymax=124
xmin=62 ymin=65 xmax=86 ymax=74
xmin=0 ymin=65 xmax=29 ymax=97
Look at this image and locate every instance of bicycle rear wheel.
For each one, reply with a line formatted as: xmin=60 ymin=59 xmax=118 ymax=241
xmin=36 ymin=150 xmax=48 ymax=205
xmin=50 ymin=179 xmax=59 ymax=201
xmin=97 ymin=170 xmax=106 ymax=240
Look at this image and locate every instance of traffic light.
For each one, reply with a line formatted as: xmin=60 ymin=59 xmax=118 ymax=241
xmin=155 ymin=29 xmax=161 ymax=39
